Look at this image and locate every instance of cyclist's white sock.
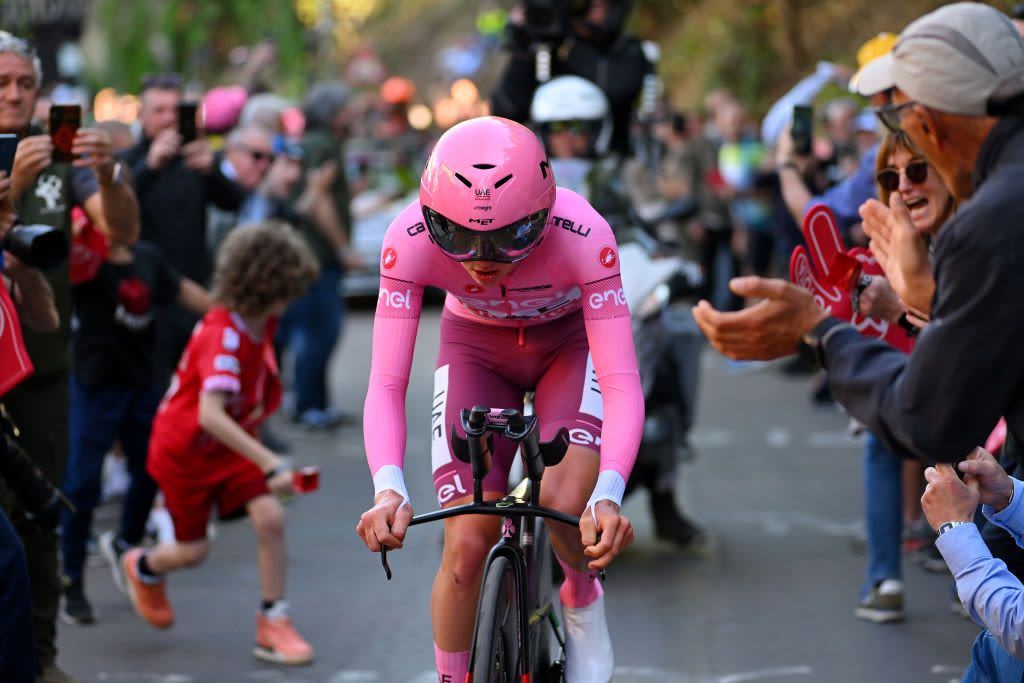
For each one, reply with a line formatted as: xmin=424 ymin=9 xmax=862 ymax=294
xmin=433 ymin=642 xmax=469 ymax=683
xmin=557 ymin=557 xmax=602 ymax=608
xmin=561 ymin=593 xmax=614 ymax=683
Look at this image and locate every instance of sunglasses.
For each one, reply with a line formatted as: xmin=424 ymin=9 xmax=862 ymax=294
xmin=876 ymin=160 xmax=929 ymax=192
xmin=873 ymin=100 xmax=917 ymax=133
xmin=236 ymin=145 xmax=276 ymax=164
xmin=546 ymin=120 xmax=588 ymax=135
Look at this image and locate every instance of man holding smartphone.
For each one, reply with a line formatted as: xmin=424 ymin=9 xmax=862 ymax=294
xmin=117 ymin=74 xmax=245 ymax=387
xmin=772 ymin=33 xmax=896 ymax=232
xmin=0 ymin=29 xmax=140 ymax=683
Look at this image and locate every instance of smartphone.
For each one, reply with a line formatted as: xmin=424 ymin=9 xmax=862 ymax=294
xmin=0 ymin=134 xmax=17 ymax=176
xmin=293 ymin=466 xmax=320 ymax=494
xmin=49 ymin=104 xmax=81 ymax=163
xmin=791 ymin=104 xmax=814 ymax=157
xmin=178 ymin=102 xmax=199 ymax=144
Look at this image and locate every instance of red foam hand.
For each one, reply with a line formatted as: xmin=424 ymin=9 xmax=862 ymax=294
xmin=789 ymin=245 xmax=853 ymax=320
xmin=792 ymin=204 xmax=915 ymax=353
xmin=70 ymin=206 xmax=108 ymax=285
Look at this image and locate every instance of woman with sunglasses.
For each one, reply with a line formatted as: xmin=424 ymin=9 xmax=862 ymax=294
xmin=355 ymin=116 xmax=642 ymax=683
xmin=854 ymin=129 xmax=956 ymax=624
xmin=855 ymin=130 xmax=955 ymax=324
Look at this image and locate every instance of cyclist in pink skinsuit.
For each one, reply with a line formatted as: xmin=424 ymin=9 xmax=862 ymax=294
xmin=356 ymin=117 xmax=643 ymax=683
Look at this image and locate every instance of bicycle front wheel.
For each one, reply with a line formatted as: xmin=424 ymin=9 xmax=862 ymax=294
xmin=471 ymin=556 xmax=520 ymax=683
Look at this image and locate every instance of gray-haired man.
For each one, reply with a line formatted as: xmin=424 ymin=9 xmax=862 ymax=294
xmin=0 ymin=29 xmax=140 ymax=683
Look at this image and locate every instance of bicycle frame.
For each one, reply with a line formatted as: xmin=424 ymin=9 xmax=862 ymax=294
xmin=379 ymin=406 xmax=581 ymax=681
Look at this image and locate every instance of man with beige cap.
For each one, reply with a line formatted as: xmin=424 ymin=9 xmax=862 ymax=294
xmin=692 ymin=3 xmax=1024 ymax=676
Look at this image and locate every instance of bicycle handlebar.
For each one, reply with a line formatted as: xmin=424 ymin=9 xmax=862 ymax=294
xmin=380 ymin=499 xmax=580 ymax=580
xmin=376 ymin=405 xmax=589 ymax=581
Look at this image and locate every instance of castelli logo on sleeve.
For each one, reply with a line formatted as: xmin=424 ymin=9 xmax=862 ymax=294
xmin=464 ymin=284 xmax=485 ymax=294
xmin=599 ymin=246 xmax=617 ymax=269
xmin=381 ymin=247 xmax=398 ymax=270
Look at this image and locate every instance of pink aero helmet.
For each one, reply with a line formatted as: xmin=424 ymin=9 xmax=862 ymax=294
xmin=420 ymin=116 xmax=556 ymax=262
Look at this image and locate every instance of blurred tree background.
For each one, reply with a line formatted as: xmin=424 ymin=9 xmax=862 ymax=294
xmin=3 ymin=0 xmax=1021 ymax=116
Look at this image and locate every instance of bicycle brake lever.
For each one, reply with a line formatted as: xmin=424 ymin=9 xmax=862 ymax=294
xmin=381 ymin=545 xmax=393 ymax=581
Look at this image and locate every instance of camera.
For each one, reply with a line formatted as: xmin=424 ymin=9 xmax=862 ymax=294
xmin=522 ymin=0 xmax=573 ymax=43
xmin=2 ymin=223 xmax=70 ymax=271
xmin=0 ymin=406 xmax=74 ymax=528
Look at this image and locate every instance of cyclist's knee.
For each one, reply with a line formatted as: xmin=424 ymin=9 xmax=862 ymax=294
xmin=442 ymin=530 xmax=494 ymax=586
xmin=540 ymin=487 xmax=589 ymax=518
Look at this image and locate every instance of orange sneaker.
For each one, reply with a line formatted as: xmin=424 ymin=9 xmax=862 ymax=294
xmin=254 ymin=606 xmax=314 ymax=665
xmin=122 ymin=548 xmax=174 ymax=629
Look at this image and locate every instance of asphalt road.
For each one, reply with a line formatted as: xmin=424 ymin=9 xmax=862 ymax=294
xmin=58 ymin=306 xmax=981 ymax=683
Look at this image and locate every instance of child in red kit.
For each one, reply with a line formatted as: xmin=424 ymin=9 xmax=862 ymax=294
xmin=121 ymin=221 xmax=319 ymax=665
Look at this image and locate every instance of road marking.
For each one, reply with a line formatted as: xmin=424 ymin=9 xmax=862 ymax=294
xmin=690 ymin=429 xmax=733 ymax=448
xmin=96 ymin=675 xmax=194 ymax=682
xmin=327 ymin=672 xmax=382 ymax=682
xmin=719 ymin=667 xmax=813 ymax=682
xmin=930 ymin=664 xmax=964 ymax=682
xmin=730 ymin=510 xmax=862 ymax=538
xmin=806 ymin=430 xmax=856 ymax=448
xmin=765 ymin=427 xmax=791 ymax=449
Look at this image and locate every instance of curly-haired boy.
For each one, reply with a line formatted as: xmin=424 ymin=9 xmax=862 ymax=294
xmin=121 ymin=221 xmax=319 ymax=665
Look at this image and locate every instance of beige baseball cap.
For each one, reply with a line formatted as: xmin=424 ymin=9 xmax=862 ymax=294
xmin=852 ymin=2 xmax=1024 ymax=115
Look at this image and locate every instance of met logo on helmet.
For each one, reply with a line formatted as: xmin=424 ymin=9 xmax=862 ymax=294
xmin=468 ymin=218 xmax=494 ymax=226
xmin=381 ymin=247 xmax=398 ymax=270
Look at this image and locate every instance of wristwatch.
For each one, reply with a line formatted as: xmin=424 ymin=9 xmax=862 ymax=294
xmin=937 ymin=521 xmax=971 ymax=536
xmin=797 ymin=317 xmax=848 ymax=369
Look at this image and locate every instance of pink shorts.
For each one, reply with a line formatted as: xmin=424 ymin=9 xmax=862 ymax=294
xmin=430 ymin=309 xmax=603 ymax=506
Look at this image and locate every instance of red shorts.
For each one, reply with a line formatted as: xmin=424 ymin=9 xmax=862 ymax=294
xmin=148 ymin=446 xmax=269 ymax=542
xmin=430 ymin=309 xmax=602 ymax=506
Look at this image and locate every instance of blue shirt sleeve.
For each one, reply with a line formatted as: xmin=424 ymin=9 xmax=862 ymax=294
xmin=936 ymin=478 xmax=1024 ymax=659
xmin=805 ymin=143 xmax=878 ymax=232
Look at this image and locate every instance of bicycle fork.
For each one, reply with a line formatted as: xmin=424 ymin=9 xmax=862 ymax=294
xmin=468 ymin=516 xmax=534 ymax=683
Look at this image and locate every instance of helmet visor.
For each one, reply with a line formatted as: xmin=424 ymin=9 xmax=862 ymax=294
xmin=423 ymin=207 xmax=549 ymax=263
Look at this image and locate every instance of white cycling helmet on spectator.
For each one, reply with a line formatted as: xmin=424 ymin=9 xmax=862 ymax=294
xmin=530 ymin=75 xmax=612 ymax=158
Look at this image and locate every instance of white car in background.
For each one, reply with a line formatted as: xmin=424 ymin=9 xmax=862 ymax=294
xmin=342 ymin=189 xmax=419 ymax=301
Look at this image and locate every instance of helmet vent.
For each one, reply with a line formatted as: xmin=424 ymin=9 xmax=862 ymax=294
xmin=472 ymin=163 xmax=496 ymax=169
xmin=454 ymin=173 xmax=472 ymax=188
xmin=539 ymin=160 xmax=549 ymax=179
xmin=493 ymin=174 xmax=513 ymax=188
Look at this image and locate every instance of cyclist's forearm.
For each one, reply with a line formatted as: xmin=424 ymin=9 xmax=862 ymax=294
xmin=589 ymin=371 xmax=643 ymax=505
xmin=582 ymin=314 xmax=644 ymax=506
xmin=364 ymin=372 xmax=411 ymax=473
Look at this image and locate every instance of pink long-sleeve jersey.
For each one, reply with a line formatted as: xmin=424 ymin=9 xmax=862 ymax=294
xmin=364 ymin=187 xmax=643 ymax=494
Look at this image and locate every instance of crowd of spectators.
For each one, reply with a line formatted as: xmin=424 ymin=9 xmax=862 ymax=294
xmin=0 ymin=26 xmax=434 ymax=682
xmin=6 ymin=1 xmax=1024 ymax=681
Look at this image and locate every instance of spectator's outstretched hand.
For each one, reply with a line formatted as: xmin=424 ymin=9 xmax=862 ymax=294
xmin=860 ymin=193 xmax=933 ymax=319
xmin=692 ymin=276 xmax=827 ymax=360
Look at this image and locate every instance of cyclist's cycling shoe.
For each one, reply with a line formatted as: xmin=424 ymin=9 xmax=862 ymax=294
xmin=563 ymin=593 xmax=614 ymax=683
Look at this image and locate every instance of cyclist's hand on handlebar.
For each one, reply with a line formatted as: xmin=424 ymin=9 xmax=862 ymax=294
xmin=580 ymin=500 xmax=634 ymax=571
xmin=356 ymin=490 xmax=412 ymax=552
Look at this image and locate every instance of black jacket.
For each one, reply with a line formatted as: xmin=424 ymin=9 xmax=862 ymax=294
xmin=490 ymin=34 xmax=654 ymax=157
xmin=118 ymin=139 xmax=245 ymax=285
xmin=823 ymin=116 xmax=1024 ymax=465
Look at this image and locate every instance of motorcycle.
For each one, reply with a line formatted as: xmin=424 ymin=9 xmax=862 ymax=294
xmin=616 ymin=208 xmax=708 ymax=548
